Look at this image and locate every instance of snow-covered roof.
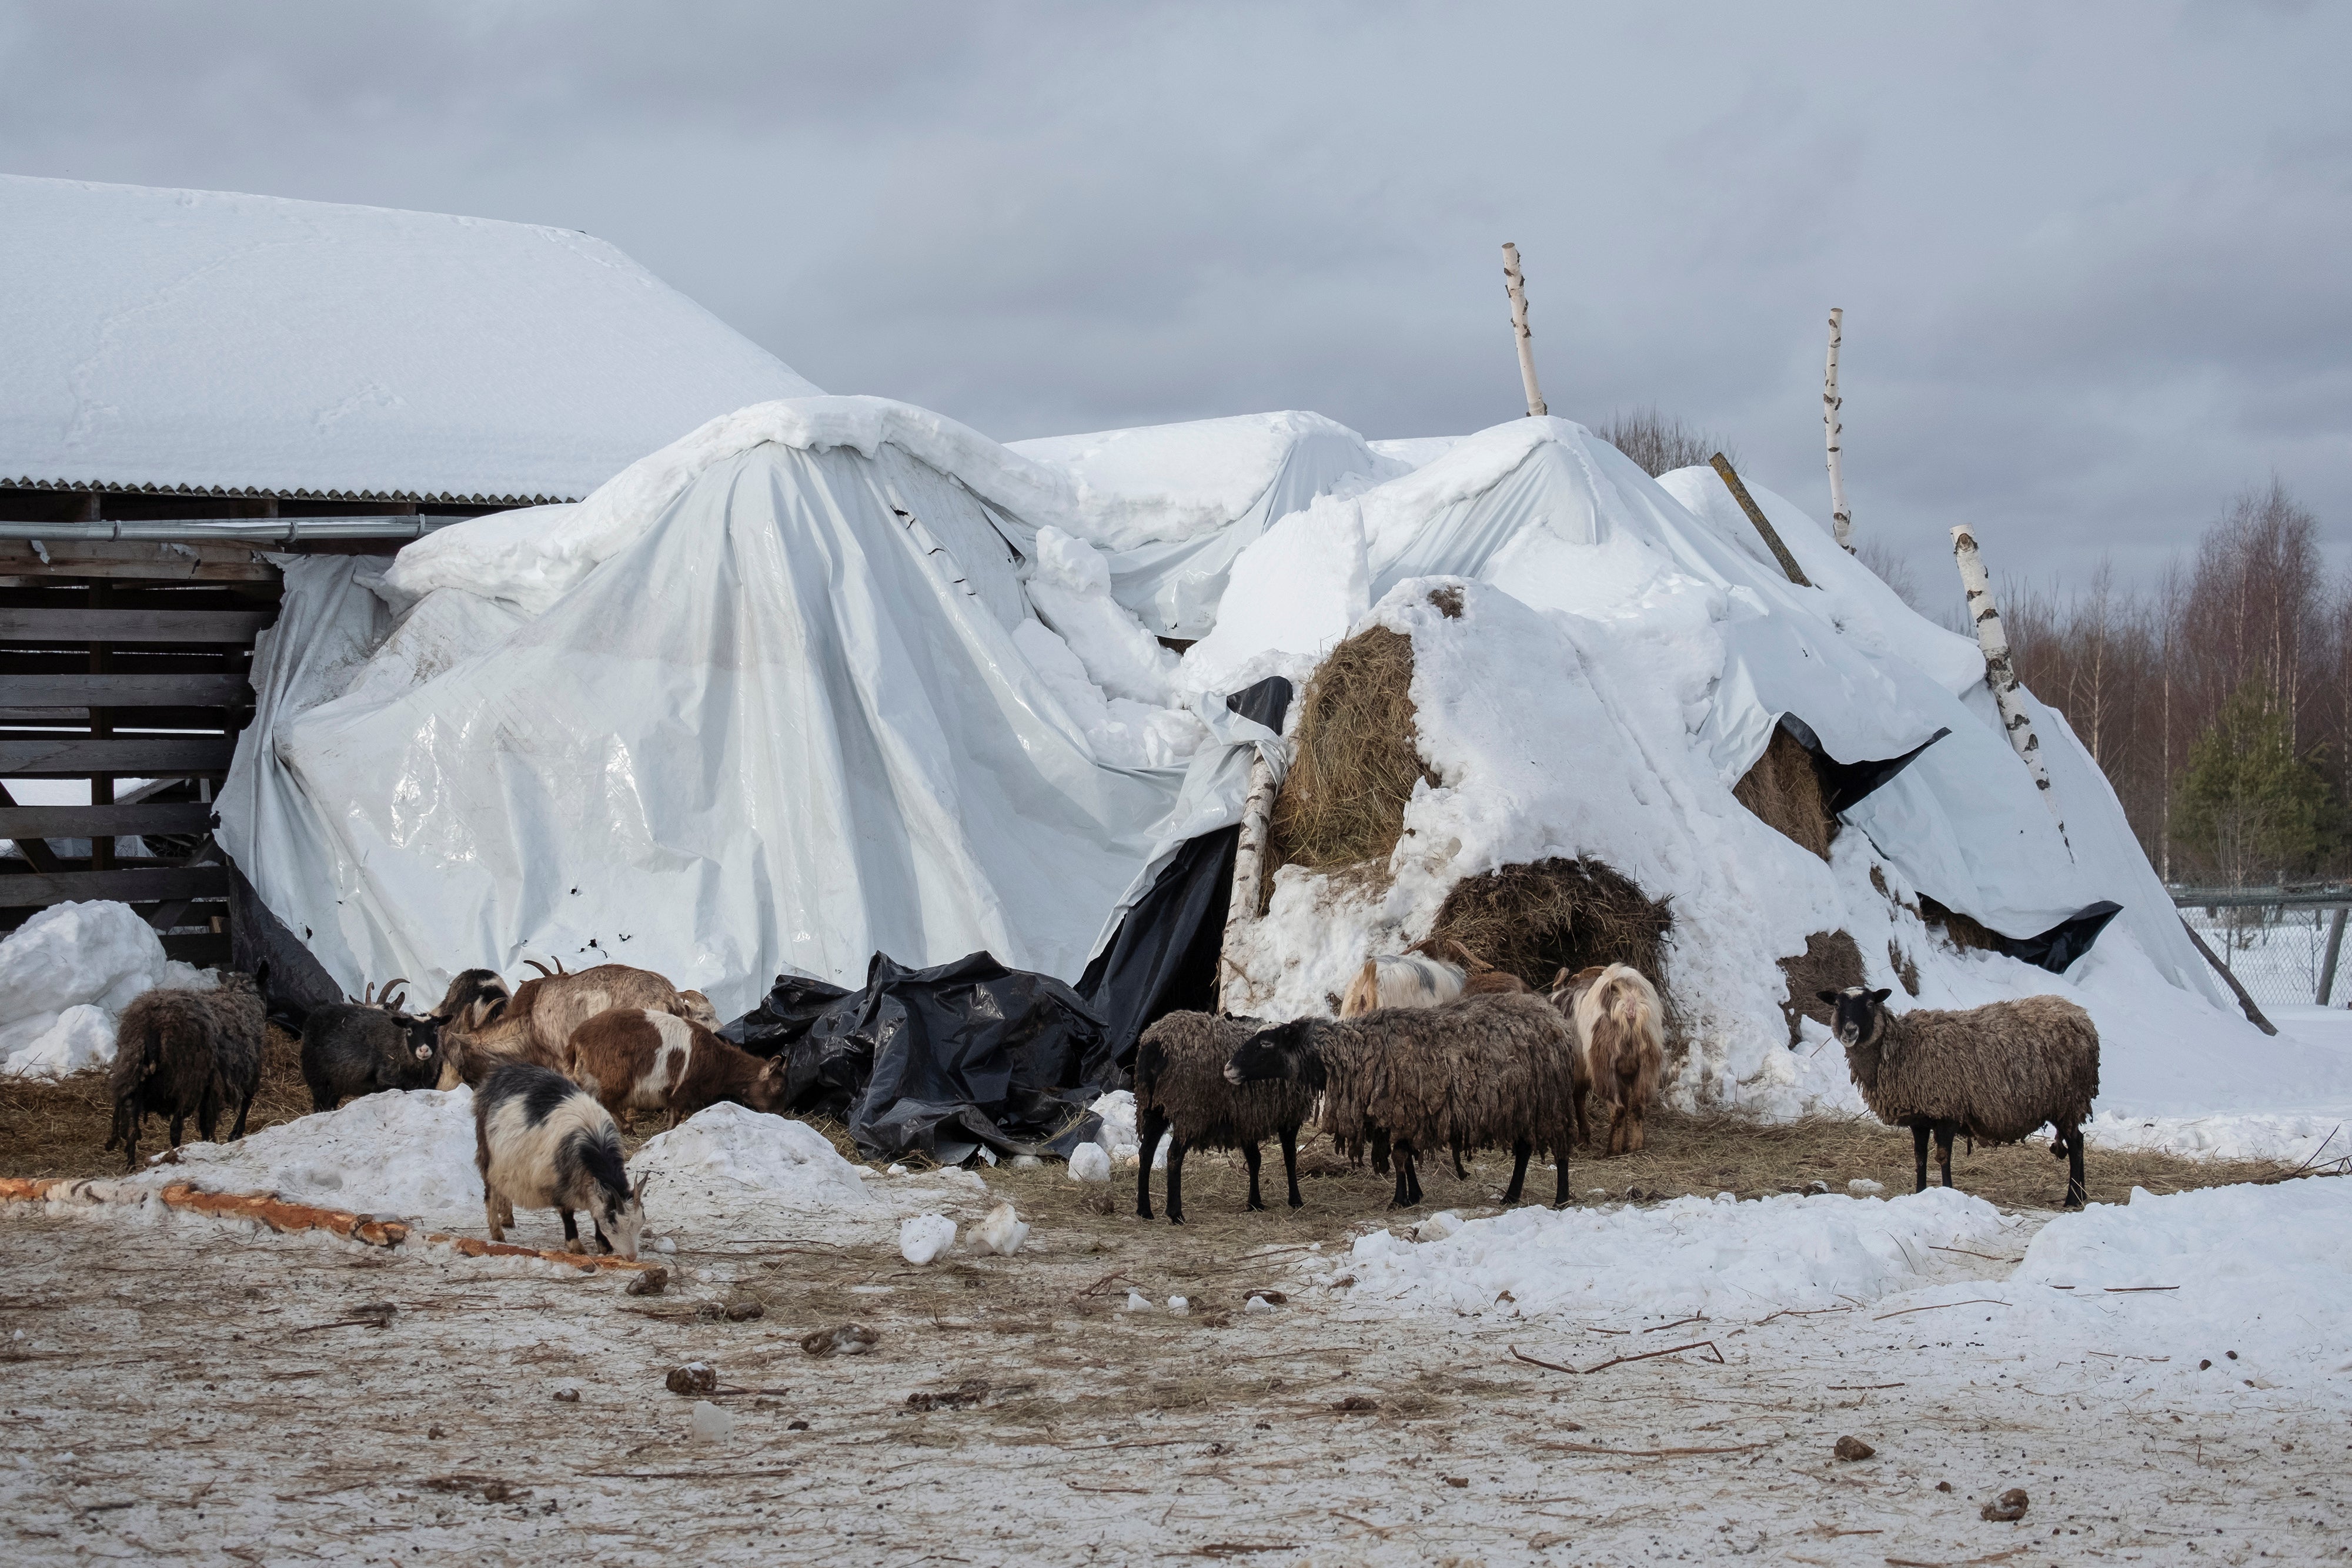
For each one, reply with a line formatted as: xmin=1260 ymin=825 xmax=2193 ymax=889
xmin=0 ymin=175 xmax=821 ymax=506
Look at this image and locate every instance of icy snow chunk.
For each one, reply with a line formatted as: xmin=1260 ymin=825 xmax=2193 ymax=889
xmin=1243 ymin=1293 xmax=1278 ymax=1315
xmin=629 ymin=1104 xmax=880 ymax=1220
xmin=1123 ymin=1290 xmax=1152 ymax=1312
xmin=899 ymin=1214 xmax=957 ymax=1266
xmin=1410 ymin=1211 xmax=1464 ymax=1243
xmin=0 ymin=901 xmax=213 ymax=1077
xmin=1848 ymin=1179 xmax=1886 ymax=1196
xmin=1167 ymin=1296 xmax=1190 ymax=1315
xmin=652 ymin=1236 xmax=678 ymax=1255
xmin=1090 ymin=1089 xmax=1166 ymax=1169
xmin=1009 ymin=1155 xmax=1042 ymax=1170
xmin=971 ymin=1202 xmax=1029 ymax=1256
xmin=690 ymin=1401 xmax=734 ymax=1443
xmin=1067 ymin=1144 xmax=1111 ymax=1184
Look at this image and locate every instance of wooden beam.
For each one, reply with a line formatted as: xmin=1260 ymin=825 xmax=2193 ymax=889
xmin=1708 ymin=454 xmax=1813 ymax=588
xmin=0 ymin=540 xmax=278 ymax=583
xmin=0 ymin=864 xmax=229 ymax=908
xmin=0 ymin=733 xmax=238 ymax=775
xmin=0 ymin=801 xmax=215 ymax=838
xmin=0 ymin=673 xmax=252 ymax=708
xmin=0 ymin=607 xmax=274 ymax=644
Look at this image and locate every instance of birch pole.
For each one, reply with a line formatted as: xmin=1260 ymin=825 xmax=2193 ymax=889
xmin=1952 ymin=524 xmax=2069 ymax=850
xmin=1218 ymin=749 xmax=1282 ymax=1015
xmin=1823 ymin=307 xmax=1852 ymax=552
xmin=1501 ymin=243 xmax=1547 ymax=418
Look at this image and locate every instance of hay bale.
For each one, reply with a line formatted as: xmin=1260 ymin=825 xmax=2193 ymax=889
xmin=1917 ymin=895 xmax=2007 ymax=957
xmin=1733 ymin=726 xmax=1833 ymax=861
xmin=1267 ymin=624 xmax=1434 ymax=874
xmin=1887 ymin=941 xmax=1921 ymax=997
xmin=1426 ymin=857 xmax=1674 ymax=1001
xmin=1777 ymin=931 xmax=1866 ymax=1045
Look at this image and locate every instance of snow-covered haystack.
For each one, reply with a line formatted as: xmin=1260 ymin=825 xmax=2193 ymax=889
xmin=127 ymin=1086 xmax=483 ymax=1222
xmin=0 ymin=901 xmax=216 ymax=1079
xmin=627 ymin=1102 xmax=883 ymax=1223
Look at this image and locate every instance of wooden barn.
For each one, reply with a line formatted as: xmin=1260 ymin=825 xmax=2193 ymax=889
xmin=0 ymin=173 xmax=820 ymax=961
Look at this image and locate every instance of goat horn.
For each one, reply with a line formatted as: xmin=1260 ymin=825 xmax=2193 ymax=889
xmin=523 ymin=959 xmax=555 ymax=979
xmin=380 ymin=977 xmax=409 ymax=999
xmin=363 ymin=981 xmax=377 ymax=1005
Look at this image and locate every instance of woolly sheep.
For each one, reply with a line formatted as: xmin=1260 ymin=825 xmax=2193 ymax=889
xmin=106 ymin=968 xmax=267 ymax=1171
xmin=1819 ymin=986 xmax=2100 ymax=1208
xmin=1132 ymin=1011 xmax=1317 ymax=1224
xmin=1224 ymin=992 xmax=1578 ymax=1209
xmin=474 ymin=1062 xmax=647 ymax=1257
xmin=1572 ymin=964 xmax=1665 ymax=1155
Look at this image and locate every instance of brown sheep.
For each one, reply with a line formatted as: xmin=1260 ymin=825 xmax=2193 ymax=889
xmin=106 ymin=968 xmax=267 ymax=1171
xmin=1821 ymin=986 xmax=2100 ymax=1208
xmin=563 ymin=1007 xmax=787 ymax=1127
xmin=1132 ymin=1012 xmax=1317 ymax=1223
xmin=1573 ymin=964 xmax=1663 ymax=1155
xmin=1224 ymin=992 xmax=1578 ymax=1209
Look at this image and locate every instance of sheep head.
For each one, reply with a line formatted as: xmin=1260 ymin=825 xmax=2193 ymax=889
xmin=1223 ymin=1018 xmax=1326 ymax=1091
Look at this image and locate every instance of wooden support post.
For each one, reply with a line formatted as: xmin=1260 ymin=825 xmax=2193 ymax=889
xmin=1501 ymin=243 xmax=1547 ymax=419
xmin=2320 ymin=905 xmax=2347 ymax=1005
xmin=1218 ymin=751 xmax=1282 ymax=1015
xmin=2179 ymin=915 xmax=2278 ymax=1035
xmin=1709 ymin=454 xmax=1812 ymax=587
xmin=1951 ymin=524 xmax=2067 ymax=850
xmin=1824 ymin=307 xmax=1852 ymax=552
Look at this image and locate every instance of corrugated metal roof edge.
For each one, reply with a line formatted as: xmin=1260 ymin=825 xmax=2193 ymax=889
xmin=2 ymin=475 xmax=579 ymax=507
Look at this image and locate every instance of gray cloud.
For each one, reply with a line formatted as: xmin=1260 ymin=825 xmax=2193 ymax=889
xmin=2 ymin=1 xmax=2344 ymax=600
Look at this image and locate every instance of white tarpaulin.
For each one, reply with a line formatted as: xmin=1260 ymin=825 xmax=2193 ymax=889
xmin=223 ymin=397 xmax=2227 ymax=1082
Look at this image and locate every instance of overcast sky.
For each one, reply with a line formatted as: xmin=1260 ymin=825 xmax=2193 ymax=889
xmin=4 ymin=1 xmax=2345 ymax=600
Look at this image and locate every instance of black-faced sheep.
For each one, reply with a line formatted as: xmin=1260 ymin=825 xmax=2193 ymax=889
xmin=1820 ymin=986 xmax=2100 ymax=1208
xmin=1572 ymin=964 xmax=1665 ymax=1155
xmin=1132 ymin=1012 xmax=1318 ymax=1225
xmin=299 ymin=1000 xmax=443 ymax=1112
xmin=105 ymin=968 xmax=268 ymax=1171
xmin=474 ymin=1062 xmax=647 ymax=1257
xmin=1224 ymin=992 xmax=1578 ymax=1209
xmin=564 ymin=1007 xmax=787 ymax=1128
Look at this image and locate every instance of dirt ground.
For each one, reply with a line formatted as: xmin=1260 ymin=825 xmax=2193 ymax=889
xmin=1 ymin=1138 xmax=2341 ymax=1566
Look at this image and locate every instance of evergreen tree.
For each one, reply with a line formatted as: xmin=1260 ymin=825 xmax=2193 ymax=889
xmin=2174 ymin=683 xmax=2337 ymax=884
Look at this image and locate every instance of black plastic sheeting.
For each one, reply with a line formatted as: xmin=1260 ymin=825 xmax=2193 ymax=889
xmin=227 ymin=859 xmax=343 ymax=1031
xmin=1775 ymin=713 xmax=1951 ymax=814
xmin=1077 ymin=675 xmax=1294 ymax=1069
xmin=1976 ymin=900 xmax=2124 ymax=974
xmin=721 ymin=950 xmax=1119 ymax=1166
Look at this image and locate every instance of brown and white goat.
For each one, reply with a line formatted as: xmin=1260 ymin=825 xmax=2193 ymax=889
xmin=1571 ymin=964 xmax=1664 ymax=1155
xmin=437 ymin=962 xmax=707 ymax=1090
xmin=564 ymin=1008 xmax=788 ymax=1127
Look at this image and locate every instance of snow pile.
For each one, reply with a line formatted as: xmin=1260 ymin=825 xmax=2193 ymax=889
xmin=129 ymin=1087 xmax=483 ymax=1221
xmin=1068 ymin=1144 xmax=1112 ymax=1183
xmin=1011 ymin=527 xmax=1207 ymax=768
xmin=628 ymin=1103 xmax=883 ymax=1222
xmin=899 ymin=1213 xmax=957 ymax=1265
xmin=1088 ymin=1089 xmax=1165 ymax=1169
xmin=1880 ymin=1179 xmax=2352 ymax=1398
xmin=0 ymin=901 xmax=215 ymax=1078
xmin=1331 ymin=1188 xmax=2014 ymax=1320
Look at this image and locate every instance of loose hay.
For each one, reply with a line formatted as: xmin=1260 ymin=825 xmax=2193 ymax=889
xmin=1267 ymin=623 xmax=1432 ymax=874
xmin=1917 ymin=894 xmax=2010 ymax=957
xmin=0 ymin=1024 xmax=310 ymax=1179
xmin=1776 ymin=931 xmax=1867 ymax=1044
xmin=1426 ymin=857 xmax=1675 ymax=1003
xmin=1732 ymin=725 xmax=1833 ymax=860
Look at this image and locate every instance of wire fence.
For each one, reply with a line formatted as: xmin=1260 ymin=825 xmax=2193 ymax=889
xmin=2176 ymin=899 xmax=2350 ymax=1009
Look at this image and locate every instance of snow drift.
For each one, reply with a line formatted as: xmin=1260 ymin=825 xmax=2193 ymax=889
xmin=0 ymin=901 xmax=215 ymax=1078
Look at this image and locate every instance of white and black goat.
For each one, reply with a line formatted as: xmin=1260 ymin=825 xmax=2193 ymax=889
xmin=473 ymin=1062 xmax=647 ymax=1258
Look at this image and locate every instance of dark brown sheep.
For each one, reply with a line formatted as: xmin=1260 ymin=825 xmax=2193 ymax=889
xmin=1132 ymin=1012 xmax=1317 ymax=1224
xmin=1224 ymin=992 xmax=1578 ymax=1209
xmin=1820 ymin=986 xmax=2100 ymax=1208
xmin=106 ymin=968 xmax=267 ymax=1171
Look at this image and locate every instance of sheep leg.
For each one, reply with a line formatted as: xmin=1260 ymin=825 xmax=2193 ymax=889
xmin=1912 ymin=1122 xmax=1931 ymax=1193
xmin=1371 ymin=1126 xmax=1392 ymax=1178
xmin=2062 ymin=1124 xmax=2087 ymax=1209
xmin=1279 ymin=1125 xmax=1302 ymax=1209
xmin=229 ymin=1085 xmax=255 ymax=1142
xmin=1406 ymin=1148 xmax=1423 ymax=1206
xmin=1935 ymin=1124 xmax=1956 ymax=1189
xmin=1135 ymin=1106 xmax=1168 ymax=1219
xmin=1451 ymin=1145 xmax=1470 ymax=1181
xmin=1504 ymin=1139 xmax=1532 ymax=1204
xmin=1388 ymin=1142 xmax=1416 ymax=1209
xmin=1553 ymin=1133 xmax=1573 ymax=1207
xmin=1166 ymin=1136 xmax=1189 ymax=1225
xmin=169 ymin=1110 xmax=186 ymax=1151
xmin=1242 ymin=1142 xmax=1266 ymax=1212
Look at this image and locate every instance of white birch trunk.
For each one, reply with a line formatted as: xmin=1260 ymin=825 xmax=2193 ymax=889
xmin=1218 ymin=751 xmax=1281 ymax=1014
xmin=1501 ymin=243 xmax=1547 ymax=419
xmin=1952 ymin=524 xmax=2069 ymax=851
xmin=1824 ymin=307 xmax=1852 ymax=551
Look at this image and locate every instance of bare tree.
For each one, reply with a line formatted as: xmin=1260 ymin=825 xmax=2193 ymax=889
xmin=1598 ymin=406 xmax=1733 ymax=478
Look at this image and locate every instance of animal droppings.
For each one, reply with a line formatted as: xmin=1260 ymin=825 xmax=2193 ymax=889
xmin=1443 ymin=1476 xmax=1469 ymax=1488
xmin=552 ymin=1389 xmax=579 ymax=1404
xmin=1981 ymin=1487 xmax=2030 ymax=1522
xmin=625 ymin=1267 xmax=669 ymax=1296
xmin=723 ymin=1295 xmax=765 ymax=1322
xmin=906 ymin=1378 xmax=990 ymax=1411
xmin=666 ymin=1362 xmax=719 ymax=1395
xmin=1833 ymin=1435 xmax=1875 ymax=1462
xmin=1936 ymin=1481 xmax=1953 ymax=1493
xmin=787 ymin=1419 xmax=809 ymax=1431
xmin=800 ymin=1323 xmax=879 ymax=1358
xmin=1332 ymin=1395 xmax=1380 ymax=1413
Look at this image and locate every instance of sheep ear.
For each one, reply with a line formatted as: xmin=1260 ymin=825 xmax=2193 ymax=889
xmin=1870 ymin=988 xmax=1892 ymax=1005
xmin=1815 ymin=990 xmax=1842 ymax=1006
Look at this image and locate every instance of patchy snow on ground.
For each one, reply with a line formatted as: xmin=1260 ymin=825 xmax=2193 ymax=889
xmin=0 ymin=900 xmax=215 ymax=1078
xmin=627 ymin=1102 xmax=886 ymax=1227
xmin=1327 ymin=1186 xmax=2017 ymax=1322
xmin=129 ymin=1086 xmax=484 ymax=1222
